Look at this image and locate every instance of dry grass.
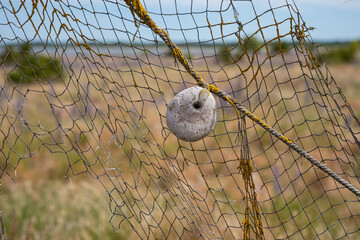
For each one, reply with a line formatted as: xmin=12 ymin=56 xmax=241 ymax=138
xmin=1 ymin=48 xmax=360 ymax=239
xmin=1 ymin=179 xmax=132 ymax=240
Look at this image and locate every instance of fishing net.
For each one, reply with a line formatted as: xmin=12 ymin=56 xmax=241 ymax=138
xmin=0 ymin=0 xmax=359 ymax=239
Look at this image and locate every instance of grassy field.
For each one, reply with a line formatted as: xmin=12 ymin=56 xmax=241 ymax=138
xmin=1 ymin=180 xmax=129 ymax=240
xmin=1 ymin=44 xmax=360 ymax=239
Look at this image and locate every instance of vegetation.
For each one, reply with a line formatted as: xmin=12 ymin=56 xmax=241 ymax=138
xmin=0 ymin=39 xmax=359 ymax=239
xmin=1 ymin=43 xmax=64 ymax=84
xmin=240 ymin=36 xmax=263 ymax=52
xmin=0 ymin=180 xmax=128 ymax=240
xmin=319 ymin=41 xmax=359 ymax=63
xmin=218 ymin=36 xmax=263 ymax=63
xmin=218 ymin=45 xmax=234 ymax=64
xmin=269 ymin=40 xmax=291 ymax=54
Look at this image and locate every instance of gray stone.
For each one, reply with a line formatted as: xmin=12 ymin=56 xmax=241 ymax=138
xmin=166 ymin=86 xmax=217 ymax=142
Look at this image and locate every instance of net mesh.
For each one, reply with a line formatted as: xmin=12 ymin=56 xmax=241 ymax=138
xmin=1 ymin=0 xmax=360 ymax=239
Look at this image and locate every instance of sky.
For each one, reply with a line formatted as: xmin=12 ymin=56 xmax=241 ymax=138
xmin=0 ymin=0 xmax=359 ymax=45
xmin=295 ymin=0 xmax=360 ymax=41
xmin=133 ymin=0 xmax=360 ymax=42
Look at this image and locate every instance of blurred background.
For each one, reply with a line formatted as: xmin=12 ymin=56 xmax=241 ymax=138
xmin=0 ymin=0 xmax=359 ymax=239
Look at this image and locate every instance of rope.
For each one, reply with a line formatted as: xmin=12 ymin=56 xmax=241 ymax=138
xmin=123 ymin=0 xmax=360 ymax=200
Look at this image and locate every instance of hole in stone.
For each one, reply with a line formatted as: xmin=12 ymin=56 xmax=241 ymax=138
xmin=193 ymin=102 xmax=202 ymax=109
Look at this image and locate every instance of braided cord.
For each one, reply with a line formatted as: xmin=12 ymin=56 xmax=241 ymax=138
xmin=123 ymin=0 xmax=360 ymax=198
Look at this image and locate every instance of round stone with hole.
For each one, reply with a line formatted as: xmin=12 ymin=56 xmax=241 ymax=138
xmin=166 ymin=86 xmax=217 ymax=142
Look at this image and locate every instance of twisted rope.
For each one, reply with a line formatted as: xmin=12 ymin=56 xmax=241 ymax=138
xmin=123 ymin=0 xmax=360 ymax=198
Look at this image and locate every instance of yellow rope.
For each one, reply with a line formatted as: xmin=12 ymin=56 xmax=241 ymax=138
xmin=123 ymin=0 xmax=360 ymax=236
xmin=123 ymin=0 xmax=294 ymax=147
xmin=123 ymin=0 xmax=265 ymax=239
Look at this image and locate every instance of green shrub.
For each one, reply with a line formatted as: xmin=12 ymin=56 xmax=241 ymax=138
xmin=319 ymin=41 xmax=359 ymax=63
xmin=1 ymin=43 xmax=64 ymax=84
xmin=234 ymin=36 xmax=263 ymax=61
xmin=241 ymin=36 xmax=262 ymax=52
xmin=217 ymin=36 xmax=263 ymax=64
xmin=218 ymin=45 xmax=233 ymax=64
xmin=270 ymin=40 xmax=290 ymax=54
